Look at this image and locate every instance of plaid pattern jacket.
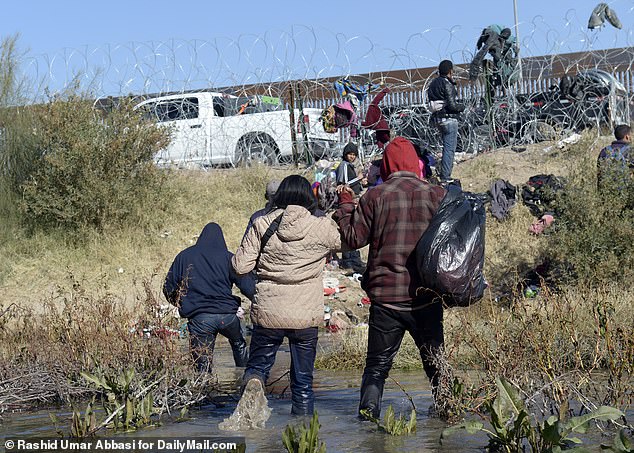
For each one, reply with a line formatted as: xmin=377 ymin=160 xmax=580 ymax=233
xmin=334 ymin=171 xmax=446 ymax=304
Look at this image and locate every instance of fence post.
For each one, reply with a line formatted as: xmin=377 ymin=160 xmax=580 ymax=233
xmin=288 ymin=83 xmax=299 ymax=166
xmin=296 ymin=81 xmax=312 ymax=165
xmin=484 ymin=60 xmax=496 ymax=150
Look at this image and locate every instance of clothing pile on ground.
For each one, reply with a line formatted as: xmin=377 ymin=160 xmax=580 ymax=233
xmin=521 ymin=174 xmax=566 ymax=235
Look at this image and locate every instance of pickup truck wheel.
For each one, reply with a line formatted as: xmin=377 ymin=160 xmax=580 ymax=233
xmin=236 ymin=137 xmax=279 ymax=167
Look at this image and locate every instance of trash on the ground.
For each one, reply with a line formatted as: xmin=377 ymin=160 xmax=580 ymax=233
xmin=154 ymin=303 xmax=179 ymax=319
xmin=529 ymin=214 xmax=555 ymax=234
xmin=153 ymin=327 xmax=180 ymax=339
xmin=521 ymin=174 xmax=566 ymax=217
xmin=323 ymin=277 xmax=340 ymax=288
xmin=323 ymin=305 xmax=331 ymax=313
xmin=344 ymin=308 xmax=359 ymax=324
xmin=328 ymin=310 xmax=352 ymax=330
xmin=236 ymin=307 xmax=245 ymax=319
xmin=178 ymin=321 xmax=188 ymax=338
xmin=117 ymin=267 xmax=124 ymax=274
xmin=323 ymin=286 xmax=346 ymax=296
xmin=524 ymin=285 xmax=540 ymax=298
xmin=357 ymin=297 xmax=371 ymax=307
xmin=347 ymin=273 xmax=363 ymax=283
xmin=556 ymin=132 xmax=582 ymax=149
xmin=159 ymin=230 xmax=172 ymax=238
xmin=130 ymin=324 xmax=180 ymax=339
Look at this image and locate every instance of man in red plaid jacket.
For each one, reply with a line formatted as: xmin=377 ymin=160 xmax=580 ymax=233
xmin=334 ymin=137 xmax=446 ymax=419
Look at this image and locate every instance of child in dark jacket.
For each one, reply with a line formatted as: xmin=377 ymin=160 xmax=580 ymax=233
xmin=336 ymin=143 xmax=365 ymax=195
xmin=335 ymin=143 xmax=367 ymax=273
xmin=164 ymin=223 xmax=255 ymax=372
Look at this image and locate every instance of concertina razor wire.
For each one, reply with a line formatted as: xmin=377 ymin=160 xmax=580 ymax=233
xmin=9 ymin=7 xmax=634 ymax=168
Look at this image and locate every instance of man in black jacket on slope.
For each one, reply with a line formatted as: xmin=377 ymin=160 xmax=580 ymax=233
xmin=427 ymin=60 xmax=465 ymax=183
xmin=164 ymin=223 xmax=255 ymax=372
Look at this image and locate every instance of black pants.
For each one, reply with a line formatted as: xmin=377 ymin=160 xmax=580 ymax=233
xmin=340 ymin=249 xmax=365 ymax=271
xmin=359 ymin=302 xmax=444 ymax=418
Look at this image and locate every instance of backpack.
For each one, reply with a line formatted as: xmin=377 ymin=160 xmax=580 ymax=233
xmin=521 ymin=174 xmax=566 ymax=217
xmin=415 ymin=185 xmax=487 ymax=307
xmin=313 ymin=160 xmax=340 ymax=212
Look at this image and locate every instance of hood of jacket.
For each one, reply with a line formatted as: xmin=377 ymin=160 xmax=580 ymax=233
xmin=380 ymin=137 xmax=421 ymax=181
xmin=196 ymin=222 xmax=228 ymax=249
xmin=164 ymin=222 xmax=246 ymax=319
xmin=276 ymin=205 xmax=314 ymax=242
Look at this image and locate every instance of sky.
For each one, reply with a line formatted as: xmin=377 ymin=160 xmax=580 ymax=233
xmin=1 ymin=0 xmax=632 ymax=98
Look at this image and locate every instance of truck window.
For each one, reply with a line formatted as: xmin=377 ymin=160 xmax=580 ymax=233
xmin=142 ymin=97 xmax=200 ymax=122
xmin=213 ymin=97 xmax=225 ymax=117
xmin=180 ymin=97 xmax=199 ymax=120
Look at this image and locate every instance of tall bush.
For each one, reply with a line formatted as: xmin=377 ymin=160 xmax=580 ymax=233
xmin=547 ymin=137 xmax=634 ymax=285
xmin=0 ymin=34 xmax=26 ymax=107
xmin=15 ymin=90 xmax=170 ymax=232
xmin=0 ymin=34 xmax=28 ymax=195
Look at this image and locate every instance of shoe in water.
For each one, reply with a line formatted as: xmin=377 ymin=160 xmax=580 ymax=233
xmin=219 ymin=378 xmax=271 ymax=431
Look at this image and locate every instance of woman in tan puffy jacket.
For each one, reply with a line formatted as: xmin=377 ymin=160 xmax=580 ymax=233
xmin=232 ymin=175 xmax=342 ymax=416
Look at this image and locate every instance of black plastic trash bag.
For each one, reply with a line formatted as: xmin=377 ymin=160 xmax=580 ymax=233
xmin=416 ymin=185 xmax=487 ymax=307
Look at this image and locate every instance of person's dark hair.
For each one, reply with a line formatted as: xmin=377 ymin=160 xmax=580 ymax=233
xmin=614 ymin=124 xmax=631 ymax=141
xmin=273 ymin=175 xmax=318 ymax=214
xmin=343 ymin=142 xmax=358 ymax=157
xmin=438 ymin=60 xmax=453 ymax=76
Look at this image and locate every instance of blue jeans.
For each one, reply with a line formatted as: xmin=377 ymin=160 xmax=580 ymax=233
xmin=359 ymin=302 xmax=444 ymax=419
xmin=435 ymin=117 xmax=459 ymax=180
xmin=187 ymin=313 xmax=248 ymax=372
xmin=340 ymin=249 xmax=366 ymax=273
xmin=243 ymin=325 xmax=318 ymax=415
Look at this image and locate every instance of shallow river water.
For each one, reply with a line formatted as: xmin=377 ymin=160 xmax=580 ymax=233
xmin=0 ymin=334 xmax=617 ymax=452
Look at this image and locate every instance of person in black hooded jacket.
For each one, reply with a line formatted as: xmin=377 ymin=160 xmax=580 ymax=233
xmin=164 ymin=223 xmax=256 ymax=372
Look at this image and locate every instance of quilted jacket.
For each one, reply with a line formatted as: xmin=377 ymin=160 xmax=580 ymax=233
xmin=232 ymin=205 xmax=342 ymax=329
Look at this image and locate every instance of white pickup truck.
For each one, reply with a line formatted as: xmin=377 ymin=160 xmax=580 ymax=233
xmin=135 ymin=91 xmax=338 ymax=167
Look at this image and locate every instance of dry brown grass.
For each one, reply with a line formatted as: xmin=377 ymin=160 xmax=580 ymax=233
xmin=0 ymin=273 xmax=219 ymax=413
xmin=315 ymin=327 xmax=424 ymax=371
xmin=453 ymin=131 xmax=609 ymax=193
xmin=2 ymin=131 xmax=632 ymax=417
xmin=0 ymin=132 xmax=607 ymax=311
xmin=0 ymin=166 xmax=294 ymax=312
